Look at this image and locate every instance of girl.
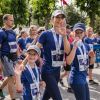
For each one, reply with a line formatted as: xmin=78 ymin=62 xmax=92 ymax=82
xmin=67 ymin=23 xmax=95 ymax=100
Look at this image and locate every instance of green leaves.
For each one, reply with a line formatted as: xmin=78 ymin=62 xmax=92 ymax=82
xmin=75 ymin=0 xmax=100 ymax=29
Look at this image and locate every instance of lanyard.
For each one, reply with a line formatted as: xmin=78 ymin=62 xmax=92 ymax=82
xmin=26 ymin=63 xmax=39 ymax=91
xmin=51 ymin=28 xmax=62 ymax=53
xmin=78 ymin=42 xmax=87 ymax=63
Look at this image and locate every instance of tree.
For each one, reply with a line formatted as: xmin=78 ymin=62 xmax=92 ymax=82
xmin=64 ymin=4 xmax=86 ymax=26
xmin=0 ymin=0 xmax=29 ymax=27
xmin=0 ymin=0 xmax=11 ymax=26
xmin=75 ymin=0 xmax=100 ymax=29
xmin=30 ymin=0 xmax=57 ymax=29
xmin=10 ymin=0 xmax=29 ymax=27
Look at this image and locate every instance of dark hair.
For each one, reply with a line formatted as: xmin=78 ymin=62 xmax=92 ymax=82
xmin=37 ymin=27 xmax=45 ymax=34
xmin=19 ymin=26 xmax=22 ymax=31
xmin=3 ymin=14 xmax=12 ymax=22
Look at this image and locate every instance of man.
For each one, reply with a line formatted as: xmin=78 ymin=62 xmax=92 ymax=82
xmin=0 ymin=14 xmax=18 ymax=100
xmin=36 ymin=10 xmax=70 ymax=100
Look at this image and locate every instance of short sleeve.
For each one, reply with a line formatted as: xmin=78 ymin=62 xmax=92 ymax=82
xmin=21 ymin=71 xmax=26 ymax=84
xmin=38 ymin=32 xmax=47 ymax=46
xmin=0 ymin=30 xmax=5 ymax=44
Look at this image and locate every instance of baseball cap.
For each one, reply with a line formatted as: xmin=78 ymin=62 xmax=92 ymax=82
xmin=73 ymin=23 xmax=86 ymax=32
xmin=27 ymin=45 xmax=41 ymax=56
xmin=51 ymin=10 xmax=65 ymax=18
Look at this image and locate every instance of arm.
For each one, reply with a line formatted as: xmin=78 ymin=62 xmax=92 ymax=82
xmin=66 ymin=38 xmax=80 ymax=65
xmin=63 ymin=36 xmax=71 ymax=55
xmin=66 ymin=45 xmax=77 ymax=65
xmin=36 ymin=42 xmax=42 ymax=48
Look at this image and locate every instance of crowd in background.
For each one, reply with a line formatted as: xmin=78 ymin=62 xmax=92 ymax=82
xmin=0 ymin=11 xmax=100 ymax=100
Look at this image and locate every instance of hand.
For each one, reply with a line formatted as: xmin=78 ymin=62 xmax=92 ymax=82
xmin=89 ymin=50 xmax=95 ymax=57
xmin=39 ymin=81 xmax=46 ymax=88
xmin=73 ymin=37 xmax=81 ymax=48
xmin=57 ymin=27 xmax=67 ymax=36
xmin=55 ymin=19 xmax=67 ymax=36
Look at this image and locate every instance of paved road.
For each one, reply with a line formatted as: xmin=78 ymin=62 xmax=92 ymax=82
xmin=3 ymin=66 xmax=100 ymax=100
xmin=59 ymin=67 xmax=100 ymax=100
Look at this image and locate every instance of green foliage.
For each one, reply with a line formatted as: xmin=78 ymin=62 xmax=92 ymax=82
xmin=30 ymin=0 xmax=56 ymax=28
xmin=10 ymin=0 xmax=29 ymax=27
xmin=65 ymin=5 xmax=86 ymax=26
xmin=75 ymin=0 xmax=100 ymax=29
xmin=0 ymin=0 xmax=29 ymax=27
xmin=0 ymin=0 xmax=11 ymax=26
xmin=94 ymin=15 xmax=100 ymax=32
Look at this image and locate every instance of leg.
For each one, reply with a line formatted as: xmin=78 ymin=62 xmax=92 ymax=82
xmin=85 ymin=83 xmax=90 ymax=100
xmin=7 ymin=76 xmax=16 ymax=99
xmin=42 ymin=70 xmax=62 ymax=100
xmin=89 ymin=65 xmax=93 ymax=81
xmin=89 ymin=64 xmax=98 ymax=85
xmin=0 ymin=56 xmax=16 ymax=99
xmin=71 ymin=84 xmax=87 ymax=100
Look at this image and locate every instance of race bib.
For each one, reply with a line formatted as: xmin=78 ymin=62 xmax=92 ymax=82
xmin=8 ymin=41 xmax=17 ymax=53
xmin=51 ymin=50 xmax=64 ymax=67
xmin=30 ymin=83 xmax=38 ymax=95
xmin=77 ymin=55 xmax=89 ymax=71
xmin=30 ymin=83 xmax=39 ymax=100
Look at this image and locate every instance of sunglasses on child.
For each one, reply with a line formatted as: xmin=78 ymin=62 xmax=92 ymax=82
xmin=27 ymin=52 xmax=37 ymax=56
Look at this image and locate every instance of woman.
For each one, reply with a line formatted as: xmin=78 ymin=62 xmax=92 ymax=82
xmin=67 ymin=23 xmax=95 ymax=100
xmin=36 ymin=10 xmax=70 ymax=100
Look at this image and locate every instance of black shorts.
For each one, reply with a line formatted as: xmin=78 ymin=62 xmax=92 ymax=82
xmin=64 ymin=64 xmax=71 ymax=71
xmin=89 ymin=64 xmax=94 ymax=69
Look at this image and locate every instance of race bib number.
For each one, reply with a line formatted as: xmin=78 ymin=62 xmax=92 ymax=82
xmin=77 ymin=55 xmax=89 ymax=71
xmin=51 ymin=50 xmax=64 ymax=67
xmin=30 ymin=83 xmax=38 ymax=97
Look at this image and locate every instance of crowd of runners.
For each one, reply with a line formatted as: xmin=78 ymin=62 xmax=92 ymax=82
xmin=0 ymin=10 xmax=100 ymax=100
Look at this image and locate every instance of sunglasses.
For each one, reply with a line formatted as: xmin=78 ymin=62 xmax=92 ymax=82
xmin=55 ymin=16 xmax=65 ymax=19
xmin=28 ymin=52 xmax=37 ymax=56
xmin=75 ymin=30 xmax=84 ymax=34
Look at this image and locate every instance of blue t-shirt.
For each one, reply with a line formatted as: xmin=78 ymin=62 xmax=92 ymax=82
xmin=21 ymin=66 xmax=40 ymax=100
xmin=69 ymin=43 xmax=90 ymax=84
xmin=17 ymin=38 xmax=26 ymax=51
xmin=38 ymin=29 xmax=64 ymax=71
xmin=0 ymin=29 xmax=17 ymax=56
xmin=25 ymin=37 xmax=34 ymax=45
xmin=97 ymin=37 xmax=100 ymax=44
xmin=84 ymin=37 xmax=97 ymax=50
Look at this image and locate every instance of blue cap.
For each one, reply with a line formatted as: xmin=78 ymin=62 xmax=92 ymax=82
xmin=73 ymin=23 xmax=86 ymax=32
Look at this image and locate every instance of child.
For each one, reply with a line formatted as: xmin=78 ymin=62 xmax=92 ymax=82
xmin=21 ymin=45 xmax=42 ymax=100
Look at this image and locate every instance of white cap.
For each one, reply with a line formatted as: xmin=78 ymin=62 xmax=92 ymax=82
xmin=27 ymin=45 xmax=41 ymax=56
xmin=51 ymin=10 xmax=65 ymax=18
